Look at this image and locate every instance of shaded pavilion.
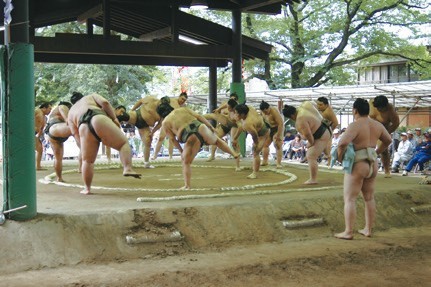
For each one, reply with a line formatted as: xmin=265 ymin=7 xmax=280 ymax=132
xmin=0 ymin=0 xmax=295 ymax=220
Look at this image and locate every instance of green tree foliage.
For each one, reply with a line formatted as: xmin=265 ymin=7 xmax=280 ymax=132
xmin=245 ymin=0 xmax=431 ymax=88
xmin=190 ymin=1 xmax=430 ymax=89
xmin=34 ymin=23 xmax=165 ymax=107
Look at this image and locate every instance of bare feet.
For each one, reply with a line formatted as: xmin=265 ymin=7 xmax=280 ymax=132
xmin=334 ymin=232 xmax=353 ymax=240
xmin=144 ymin=162 xmax=155 ymax=169
xmin=276 ymin=164 xmax=283 ymax=169
xmin=179 ymin=186 xmax=190 ymax=190
xmin=123 ymin=172 xmax=142 ymax=179
xmin=56 ymin=178 xmax=65 ymax=183
xmin=80 ymin=189 xmax=91 ymax=195
xmin=206 ymin=157 xmax=215 ymax=162
xmin=233 ymin=153 xmax=240 ymax=159
xmin=36 ymin=167 xmax=47 ymax=171
xmin=384 ymin=172 xmax=391 ymax=178
xmin=358 ymin=228 xmax=371 ymax=237
xmin=247 ymin=172 xmax=257 ymax=179
xmin=304 ymin=179 xmax=318 ymax=185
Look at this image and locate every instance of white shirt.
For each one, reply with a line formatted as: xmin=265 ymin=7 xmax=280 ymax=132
xmin=397 ymin=139 xmax=413 ymax=157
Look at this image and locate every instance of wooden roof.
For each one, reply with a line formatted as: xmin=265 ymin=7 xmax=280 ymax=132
xmin=1 ymin=0 xmax=297 ymax=66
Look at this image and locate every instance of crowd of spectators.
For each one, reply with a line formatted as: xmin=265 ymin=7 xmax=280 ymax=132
xmin=282 ymin=126 xmax=431 ymax=175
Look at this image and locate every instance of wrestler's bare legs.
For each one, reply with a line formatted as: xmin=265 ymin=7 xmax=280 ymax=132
xmin=78 ymin=129 xmax=99 ymax=195
xmin=324 ymin=139 xmax=332 ymax=167
xmin=304 ymin=138 xmax=328 ymax=185
xmin=335 ymin=161 xmax=376 ymax=240
xmin=231 ymin=139 xmax=242 ymax=171
xmin=358 ymin=172 xmax=376 ymax=237
xmin=274 ymin=138 xmax=283 ymax=168
xmin=180 ymin=136 xmax=202 ymax=189
xmin=106 ymin=146 xmax=112 ymax=164
xmin=261 ymin=134 xmax=274 ymax=166
xmin=248 ymin=136 xmax=267 ymax=179
xmin=152 ymin=137 xmax=164 ymax=160
xmin=48 ymin=122 xmax=71 ymax=182
xmin=93 ymin=116 xmax=141 ymax=179
xmin=152 ymin=128 xmax=166 ymax=160
xmin=50 ymin=139 xmax=65 ymax=182
xmin=207 ymin=145 xmax=217 ymax=161
xmin=304 ymin=146 xmax=319 ymax=185
xmin=78 ymin=153 xmax=82 ymax=173
xmin=207 ymin=125 xmax=226 ymax=161
xmin=138 ymin=127 xmax=154 ymax=168
xmin=199 ymin=125 xmax=239 ymax=159
xmin=262 ymin=146 xmax=269 ymax=166
xmin=334 ymin=172 xmax=361 ymax=239
xmin=198 ymin=125 xmax=241 ymax=172
xmin=168 ymin=139 xmax=174 ymax=159
xmin=381 ymin=148 xmax=391 ymax=178
xmin=35 ymin=137 xmax=45 ymax=170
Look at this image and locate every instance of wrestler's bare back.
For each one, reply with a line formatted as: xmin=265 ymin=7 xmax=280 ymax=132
xmin=34 ymin=109 xmax=46 ymax=134
xmin=242 ymin=106 xmax=264 ymax=134
xmin=49 ymin=105 xmax=69 ymax=122
xmin=68 ymin=95 xmax=105 ymax=127
xmin=296 ymin=102 xmax=324 ymax=136
xmin=68 ymin=94 xmax=125 ymax=148
xmin=163 ymin=108 xmax=199 ymax=139
xmin=263 ymin=107 xmax=283 ymax=128
xmin=134 ymin=96 xmax=160 ymax=126
xmin=340 ymin=117 xmax=388 ymax=151
xmin=320 ymin=106 xmax=338 ymax=130
xmin=369 ymin=99 xmax=397 ymax=126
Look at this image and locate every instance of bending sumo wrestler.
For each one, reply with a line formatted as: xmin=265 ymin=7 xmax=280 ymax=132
xmin=159 ymin=103 xmax=240 ymax=190
xmin=68 ymin=92 xmax=141 ymax=195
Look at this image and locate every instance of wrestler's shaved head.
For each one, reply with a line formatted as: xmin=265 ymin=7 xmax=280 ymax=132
xmin=228 ymin=99 xmax=238 ymax=109
xmin=230 ymin=92 xmax=239 ymax=101
xmin=282 ymin=105 xmax=296 ymax=119
xmin=59 ymin=101 xmax=72 ymax=109
xmin=372 ymin=95 xmax=389 ymax=109
xmin=317 ymin=97 xmax=329 ymax=105
xmin=234 ymin=104 xmax=249 ymax=116
xmin=70 ymin=92 xmax=84 ymax=104
xmin=156 ymin=102 xmax=174 ymax=118
xmin=259 ymin=100 xmax=270 ymax=111
xmin=353 ymin=98 xmax=369 ymax=116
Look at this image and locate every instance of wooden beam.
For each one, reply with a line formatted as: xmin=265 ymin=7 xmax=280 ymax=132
xmin=34 ymin=53 xmax=229 ymax=67
xmin=241 ymin=0 xmax=280 ymax=12
xmin=77 ymin=4 xmax=103 ymax=24
xmin=139 ymin=27 xmax=171 ymax=42
xmin=33 ymin=35 xmax=234 ymax=59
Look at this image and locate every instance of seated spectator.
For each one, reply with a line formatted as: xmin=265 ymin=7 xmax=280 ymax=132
xmin=407 ymin=130 xmax=418 ymax=150
xmin=331 ymin=128 xmax=341 ymax=148
xmin=414 ymin=127 xmax=423 ymax=145
xmin=391 ymin=132 xmax=413 ymax=173
xmin=391 ymin=131 xmax=401 ymax=158
xmin=283 ymin=130 xmax=295 ymax=158
xmin=402 ymin=132 xmax=431 ymax=176
xmin=288 ymin=134 xmax=305 ymax=161
xmin=284 ymin=130 xmax=295 ymax=142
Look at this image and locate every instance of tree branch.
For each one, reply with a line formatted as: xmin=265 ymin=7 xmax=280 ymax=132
xmin=274 ymin=41 xmax=292 ymax=53
xmin=270 ymin=57 xmax=292 ymax=65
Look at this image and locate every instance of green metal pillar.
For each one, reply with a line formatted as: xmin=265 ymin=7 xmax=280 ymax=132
xmin=231 ymin=9 xmax=246 ymax=156
xmin=230 ymin=82 xmax=246 ymax=155
xmin=1 ymin=43 xmax=37 ymax=220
